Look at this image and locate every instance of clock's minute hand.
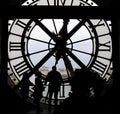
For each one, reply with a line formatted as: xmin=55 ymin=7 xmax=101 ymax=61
xmin=59 ymin=19 xmax=69 ymax=38
xmin=57 ymin=19 xmax=87 ymax=45
xmin=65 ymin=48 xmax=86 ymax=69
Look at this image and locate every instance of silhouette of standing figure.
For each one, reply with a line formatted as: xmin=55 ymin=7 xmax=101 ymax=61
xmin=33 ymin=71 xmax=44 ymax=113
xmin=14 ymin=72 xmax=33 ymax=103
xmin=45 ymin=66 xmax=62 ymax=111
xmin=91 ymin=71 xmax=106 ymax=101
xmin=54 ymin=68 xmax=92 ymax=114
xmin=70 ymin=68 xmax=91 ymax=98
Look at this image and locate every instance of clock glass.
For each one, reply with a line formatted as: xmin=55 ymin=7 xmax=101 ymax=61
xmin=8 ymin=18 xmax=112 ymax=104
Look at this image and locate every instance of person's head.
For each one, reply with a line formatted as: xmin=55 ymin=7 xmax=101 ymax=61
xmin=52 ymin=66 xmax=56 ymax=71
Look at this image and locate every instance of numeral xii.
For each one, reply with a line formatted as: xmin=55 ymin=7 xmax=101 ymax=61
xmin=47 ymin=0 xmax=66 ymax=6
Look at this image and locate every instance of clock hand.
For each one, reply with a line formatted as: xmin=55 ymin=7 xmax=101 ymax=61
xmin=62 ymin=53 xmax=74 ymax=78
xmin=59 ymin=19 xmax=69 ymax=38
xmin=65 ymin=48 xmax=86 ymax=69
xmin=54 ymin=19 xmax=69 ymax=62
xmin=52 ymin=19 xmax=58 ymax=34
xmin=33 ymin=19 xmax=57 ymax=42
xmin=56 ymin=19 xmax=87 ymax=50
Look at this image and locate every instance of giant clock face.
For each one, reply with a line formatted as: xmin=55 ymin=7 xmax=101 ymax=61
xmin=7 ymin=0 xmax=112 ymax=105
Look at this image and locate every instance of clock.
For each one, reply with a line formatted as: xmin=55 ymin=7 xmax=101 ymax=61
xmin=7 ymin=0 xmax=113 ymax=105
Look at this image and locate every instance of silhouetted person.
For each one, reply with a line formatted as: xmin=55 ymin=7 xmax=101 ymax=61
xmin=90 ymin=71 xmax=106 ymax=102
xmin=55 ymin=68 xmax=93 ymax=114
xmin=14 ymin=72 xmax=33 ymax=103
xmin=55 ymin=68 xmax=107 ymax=114
xmin=33 ymin=71 xmax=44 ymax=113
xmin=45 ymin=66 xmax=62 ymax=111
xmin=70 ymin=68 xmax=91 ymax=98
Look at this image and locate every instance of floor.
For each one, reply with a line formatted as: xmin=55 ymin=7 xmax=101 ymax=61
xmin=2 ymin=99 xmax=115 ymax=114
xmin=1 ymin=88 xmax=56 ymax=114
xmin=1 ymin=87 xmax=116 ymax=114
xmin=1 ymin=95 xmax=56 ymax=114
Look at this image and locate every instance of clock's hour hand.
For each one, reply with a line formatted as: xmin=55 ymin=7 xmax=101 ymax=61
xmin=65 ymin=48 xmax=86 ymax=69
xmin=33 ymin=19 xmax=57 ymax=42
xmin=62 ymin=53 xmax=74 ymax=78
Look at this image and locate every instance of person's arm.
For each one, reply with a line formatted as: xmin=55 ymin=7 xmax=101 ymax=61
xmin=59 ymin=73 xmax=63 ymax=83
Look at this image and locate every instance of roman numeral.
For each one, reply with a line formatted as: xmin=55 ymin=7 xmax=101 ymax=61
xmin=16 ymin=20 xmax=27 ymax=28
xmin=47 ymin=0 xmax=50 ymax=5
xmin=15 ymin=20 xmax=31 ymax=30
xmin=13 ymin=61 xmax=30 ymax=77
xmin=79 ymin=0 xmax=86 ymax=6
xmin=79 ymin=0 xmax=89 ymax=5
xmin=93 ymin=19 xmax=105 ymax=28
xmin=99 ymin=41 xmax=111 ymax=51
xmin=92 ymin=60 xmax=107 ymax=76
xmin=104 ymin=71 xmax=112 ymax=81
xmin=79 ymin=2 xmax=85 ymax=6
xmin=9 ymin=42 xmax=21 ymax=51
xmin=53 ymin=0 xmax=66 ymax=6
xmin=80 ymin=0 xmax=88 ymax=2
